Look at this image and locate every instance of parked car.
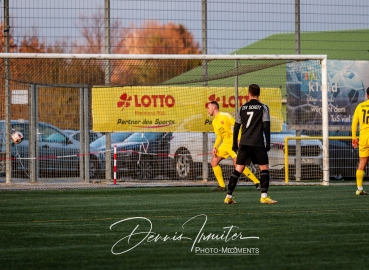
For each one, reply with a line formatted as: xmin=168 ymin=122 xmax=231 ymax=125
xmin=169 ymin=123 xmax=324 ymax=180
xmin=328 ymin=131 xmax=358 ymax=179
xmin=0 ymin=120 xmax=103 ymax=178
xmin=64 ymin=129 xmax=103 ymax=144
xmin=90 ymin=132 xmax=133 ymax=153
xmin=169 ymin=132 xmax=236 ymax=180
xmin=302 ymin=129 xmax=358 ymax=179
xmin=112 ymin=132 xmax=173 ymax=179
xmin=90 ymin=132 xmax=133 ymax=175
xmin=91 ymin=132 xmax=174 ymax=179
xmin=269 ymin=123 xmax=323 ymax=179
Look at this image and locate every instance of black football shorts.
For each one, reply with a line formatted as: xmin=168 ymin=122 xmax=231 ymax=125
xmin=236 ymin=145 xmax=269 ymax=166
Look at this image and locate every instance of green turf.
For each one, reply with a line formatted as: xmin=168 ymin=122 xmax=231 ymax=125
xmin=0 ymin=185 xmax=368 ymax=270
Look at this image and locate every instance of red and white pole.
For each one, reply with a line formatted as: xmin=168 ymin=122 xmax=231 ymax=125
xmin=113 ymin=145 xmax=117 ymax=185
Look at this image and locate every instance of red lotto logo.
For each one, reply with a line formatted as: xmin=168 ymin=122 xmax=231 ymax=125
xmin=117 ymin=93 xmax=132 ymax=110
xmin=205 ymin=94 xmax=220 ymax=108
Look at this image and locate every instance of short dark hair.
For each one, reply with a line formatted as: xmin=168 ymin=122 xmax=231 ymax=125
xmin=367 ymin=87 xmax=369 ymax=96
xmin=248 ymin=84 xmax=260 ymax=97
xmin=209 ymin=101 xmax=219 ymax=109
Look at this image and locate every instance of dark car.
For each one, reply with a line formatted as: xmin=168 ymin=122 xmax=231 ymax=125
xmin=90 ymin=132 xmax=133 ymax=150
xmin=111 ymin=132 xmax=174 ymax=180
xmin=90 ymin=132 xmax=133 ymax=175
xmin=302 ymin=129 xmax=359 ymax=179
xmin=0 ymin=120 xmax=103 ymax=178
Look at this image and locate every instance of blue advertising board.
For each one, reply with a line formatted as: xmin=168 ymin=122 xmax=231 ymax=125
xmin=287 ymin=60 xmax=369 ymax=130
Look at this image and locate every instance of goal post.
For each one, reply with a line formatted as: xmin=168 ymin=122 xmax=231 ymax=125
xmin=0 ymin=53 xmax=329 ymax=184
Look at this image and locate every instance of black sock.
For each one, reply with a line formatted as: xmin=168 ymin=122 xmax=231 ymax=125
xmin=228 ymin=170 xmax=241 ymax=195
xmin=260 ymin=170 xmax=270 ymax=193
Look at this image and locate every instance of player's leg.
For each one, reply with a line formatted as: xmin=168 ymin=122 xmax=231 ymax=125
xmin=259 ymin=164 xmax=276 ymax=204
xmin=224 ymin=164 xmax=243 ymax=204
xmin=230 ymin=148 xmax=260 ymax=189
xmin=211 ymin=155 xmax=226 ymax=191
xmin=251 ymin=146 xmax=277 ymax=204
xmin=244 ymin=166 xmax=260 ymax=188
xmin=356 ymin=156 xmax=369 ymax=195
xmin=356 ymin=138 xmax=369 ymax=195
xmin=224 ymin=145 xmax=248 ymax=204
xmin=243 ymin=165 xmax=260 ymax=189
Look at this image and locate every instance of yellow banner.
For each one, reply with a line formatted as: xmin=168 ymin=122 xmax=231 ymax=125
xmin=92 ymin=86 xmax=283 ymax=132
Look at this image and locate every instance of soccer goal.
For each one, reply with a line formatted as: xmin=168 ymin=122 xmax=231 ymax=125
xmin=0 ymin=53 xmax=329 ymax=185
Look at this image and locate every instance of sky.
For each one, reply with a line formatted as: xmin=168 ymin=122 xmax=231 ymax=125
xmin=2 ymin=0 xmax=369 ymax=54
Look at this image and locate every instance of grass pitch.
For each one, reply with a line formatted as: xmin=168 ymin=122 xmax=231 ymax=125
xmin=0 ymin=185 xmax=368 ymax=270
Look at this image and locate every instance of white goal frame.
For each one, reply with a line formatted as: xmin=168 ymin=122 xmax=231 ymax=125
xmin=0 ymin=53 xmax=329 ymax=185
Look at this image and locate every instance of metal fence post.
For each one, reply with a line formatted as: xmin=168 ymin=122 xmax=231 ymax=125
xmin=28 ymin=84 xmax=38 ymax=183
xmin=4 ymin=0 xmax=11 ymax=184
xmin=84 ymin=86 xmax=90 ymax=182
xmin=295 ymin=0 xmax=302 ymax=181
xmin=79 ymin=87 xmax=84 ymax=180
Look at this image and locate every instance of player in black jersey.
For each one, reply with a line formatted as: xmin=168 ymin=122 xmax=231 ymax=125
xmin=224 ymin=84 xmax=277 ymax=204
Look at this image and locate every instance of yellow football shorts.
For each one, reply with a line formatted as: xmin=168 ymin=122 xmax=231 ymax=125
xmin=359 ymin=137 xmax=369 ymax=157
xmin=216 ymin=143 xmax=237 ymax=159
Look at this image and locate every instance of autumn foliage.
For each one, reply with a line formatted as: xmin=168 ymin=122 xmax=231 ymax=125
xmin=0 ymin=16 xmax=201 ymax=127
xmin=110 ymin=20 xmax=201 ymax=85
xmin=0 ymin=17 xmax=201 ymax=86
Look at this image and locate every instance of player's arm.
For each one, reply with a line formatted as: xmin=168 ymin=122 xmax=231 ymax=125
xmin=213 ymin=133 xmax=222 ymax=150
xmin=230 ymin=116 xmax=242 ymax=142
xmin=352 ymin=107 xmax=359 ymax=148
xmin=263 ymin=121 xmax=271 ymax=151
xmin=228 ymin=113 xmax=241 ymax=144
xmin=233 ymin=122 xmax=241 ymax=152
xmin=262 ymin=104 xmax=271 ymax=151
xmin=238 ymin=126 xmax=242 ymax=144
xmin=212 ymin=125 xmax=222 ymax=156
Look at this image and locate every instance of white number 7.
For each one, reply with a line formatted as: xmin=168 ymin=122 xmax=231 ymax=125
xmin=246 ymin=112 xmax=254 ymax=128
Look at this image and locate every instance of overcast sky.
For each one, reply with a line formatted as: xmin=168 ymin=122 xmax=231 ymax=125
xmin=3 ymin=0 xmax=369 ymax=54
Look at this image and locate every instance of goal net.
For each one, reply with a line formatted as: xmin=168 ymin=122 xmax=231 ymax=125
xmin=0 ymin=54 xmax=329 ymax=185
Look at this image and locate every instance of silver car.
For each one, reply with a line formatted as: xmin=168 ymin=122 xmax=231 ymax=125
xmin=169 ymin=123 xmax=323 ymax=180
xmin=64 ymin=129 xmax=103 ymax=144
xmin=269 ymin=123 xmax=323 ymax=179
xmin=0 ymin=120 xmax=103 ymax=178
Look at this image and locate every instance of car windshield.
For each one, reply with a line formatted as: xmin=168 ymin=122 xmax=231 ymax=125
xmin=44 ymin=133 xmax=66 ymax=143
xmin=90 ymin=132 xmax=132 ymax=148
xmin=124 ymin=132 xmax=161 ymax=143
xmin=37 ymin=124 xmax=68 ymax=143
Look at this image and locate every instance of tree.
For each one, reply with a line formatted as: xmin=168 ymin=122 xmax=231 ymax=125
xmin=72 ymin=11 xmax=124 ymax=54
xmin=122 ymin=20 xmax=200 ymax=55
xmin=111 ymin=20 xmax=201 ymax=85
xmin=72 ymin=15 xmax=201 ymax=85
xmin=0 ymin=22 xmax=17 ymax=53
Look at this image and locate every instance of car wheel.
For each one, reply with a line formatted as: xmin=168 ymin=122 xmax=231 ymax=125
xmin=136 ymin=158 xmax=155 ymax=180
xmin=175 ymin=149 xmax=194 ymax=179
xmin=330 ymin=174 xmax=344 ymax=180
xmin=89 ymin=156 xmax=100 ymax=179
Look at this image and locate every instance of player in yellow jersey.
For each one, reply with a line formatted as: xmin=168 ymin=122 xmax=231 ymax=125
xmin=352 ymin=87 xmax=369 ymax=195
xmin=207 ymin=101 xmax=260 ymax=191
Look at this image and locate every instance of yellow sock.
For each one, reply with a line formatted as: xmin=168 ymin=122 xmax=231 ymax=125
xmin=242 ymin=166 xmax=260 ymax=184
xmin=356 ymin=169 xmax=365 ymax=189
xmin=213 ymin=165 xmax=225 ymax=188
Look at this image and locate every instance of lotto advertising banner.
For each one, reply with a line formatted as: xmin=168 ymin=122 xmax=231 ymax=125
xmin=92 ymin=86 xmax=283 ymax=132
xmin=287 ymin=60 xmax=369 ymax=130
